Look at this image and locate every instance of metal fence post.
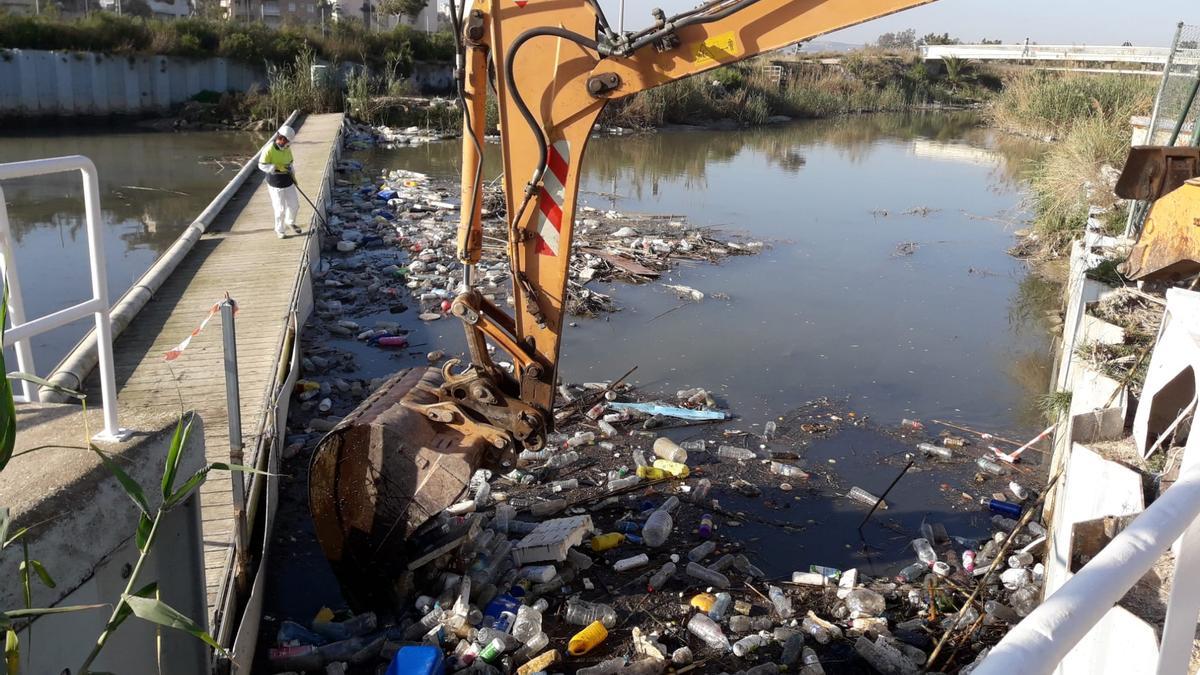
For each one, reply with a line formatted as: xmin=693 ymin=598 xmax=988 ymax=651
xmin=220 ymin=295 xmax=249 ymax=591
xmin=1126 ymin=22 xmax=1185 ymax=238
xmin=0 ymin=185 xmax=39 ymax=403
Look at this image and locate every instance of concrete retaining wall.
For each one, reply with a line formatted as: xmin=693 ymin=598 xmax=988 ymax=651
xmin=0 ymin=49 xmax=266 ymax=117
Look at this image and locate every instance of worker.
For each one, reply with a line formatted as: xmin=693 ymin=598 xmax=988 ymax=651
xmin=259 ymin=125 xmax=301 ymax=238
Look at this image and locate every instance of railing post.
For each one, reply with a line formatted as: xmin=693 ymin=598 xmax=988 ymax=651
xmin=220 ymin=295 xmax=249 ymax=593
xmin=1127 ymin=22 xmax=1186 ymax=238
xmin=80 ymin=159 xmax=128 ymax=442
xmin=0 ymin=184 xmax=39 ymax=403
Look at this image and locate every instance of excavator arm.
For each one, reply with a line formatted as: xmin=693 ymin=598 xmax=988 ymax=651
xmin=447 ymin=0 xmax=936 ymax=448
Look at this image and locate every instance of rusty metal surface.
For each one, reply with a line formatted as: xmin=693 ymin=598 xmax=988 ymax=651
xmin=1122 ymin=181 xmax=1200 ymax=281
xmin=1116 ymin=146 xmax=1200 ymax=201
xmin=308 ymin=366 xmax=488 ymax=608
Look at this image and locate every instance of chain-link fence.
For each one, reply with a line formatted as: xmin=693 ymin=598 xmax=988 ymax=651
xmin=1126 ymin=22 xmax=1200 ymax=236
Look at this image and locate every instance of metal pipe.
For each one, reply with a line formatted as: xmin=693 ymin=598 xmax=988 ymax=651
xmin=975 ymin=457 xmax=1200 ymax=674
xmin=1127 ymin=22 xmax=1185 ymax=238
xmin=1166 ymin=75 xmax=1200 ymax=147
xmin=221 ymin=296 xmax=249 ymax=591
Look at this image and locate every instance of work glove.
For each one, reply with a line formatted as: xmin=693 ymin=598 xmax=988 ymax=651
xmin=287 ymin=162 xmax=295 ymax=175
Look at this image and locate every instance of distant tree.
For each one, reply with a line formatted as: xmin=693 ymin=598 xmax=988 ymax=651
xmin=122 ymin=0 xmax=153 ymax=17
xmin=980 ymin=38 xmax=1003 ymax=45
xmin=919 ymin=32 xmax=959 ymax=46
xmin=377 ymin=0 xmax=425 ymax=18
xmin=876 ymin=28 xmax=917 ymax=50
xmin=940 ymin=55 xmax=975 ymax=89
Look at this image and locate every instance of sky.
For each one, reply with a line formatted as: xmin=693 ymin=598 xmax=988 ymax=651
xmin=594 ymin=0 xmax=1195 ymax=47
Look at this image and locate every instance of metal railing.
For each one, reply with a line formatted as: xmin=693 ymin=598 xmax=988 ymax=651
xmin=0 ymin=156 xmax=127 ymax=442
xmin=920 ymin=43 xmax=1181 ymax=66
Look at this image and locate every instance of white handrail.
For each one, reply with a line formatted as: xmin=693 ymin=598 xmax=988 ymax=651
xmin=975 ymin=457 xmax=1200 ymax=674
xmin=0 ymin=155 xmax=128 ymax=442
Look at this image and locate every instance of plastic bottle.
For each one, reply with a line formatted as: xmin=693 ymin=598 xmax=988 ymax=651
xmin=770 ymin=461 xmax=809 ymax=479
xmin=549 ymin=478 xmax=578 ymax=493
xmin=633 ymin=449 xmax=649 ymax=467
xmin=718 ymin=445 xmax=756 ymax=460
xmin=652 ymin=458 xmax=690 ymax=478
xmin=590 ymin=533 xmax=624 ymax=552
xmin=566 ymin=432 xmax=595 ymax=448
xmin=529 ymin=499 xmax=566 ymax=518
xmin=918 ymin=442 xmax=952 ymax=459
xmin=608 ymin=475 xmax=641 ymax=491
xmin=672 ymin=646 xmax=694 ymax=665
xmin=576 ymin=658 xmax=625 ymax=675
xmin=653 ymin=437 xmax=688 ymax=463
xmin=847 ymin=486 xmax=887 ymax=509
xmin=900 ymin=418 xmax=924 ymax=430
xmin=932 ymin=560 xmax=951 ymax=576
xmin=686 ymin=561 xmax=730 ymax=588
xmin=687 ymin=613 xmax=731 ymax=651
xmin=942 ymin=435 xmax=967 ymax=448
xmin=730 ymin=615 xmax=774 ymax=632
xmin=642 ymin=510 xmax=673 ymax=548
xmin=983 ymin=497 xmax=1021 ymax=518
xmin=1008 ymin=551 xmax=1034 ymax=569
xmin=911 ymin=538 xmax=937 ymax=565
xmin=708 ymin=592 xmax=732 ymax=620
xmin=688 ymin=541 xmax=716 ymax=562
xmin=318 ymin=397 xmax=333 ymax=412
xmin=764 ymin=420 xmax=778 ymax=440
xmin=511 ymin=600 xmax=547 ymax=643
xmin=733 ymin=634 xmax=768 ymax=657
xmin=769 ymin=584 xmax=794 ymax=619
xmin=1009 ymin=481 xmax=1029 ymax=500
xmin=545 ymin=450 xmax=580 ymax=468
xmin=517 ymin=448 xmax=552 ymax=465
xmin=598 ymin=420 xmax=618 ymax=438
xmin=681 ymin=439 xmax=706 ymax=452
xmin=268 ymin=645 xmax=323 ymax=670
xmin=844 ymin=588 xmax=885 ymax=617
xmin=962 ymin=550 xmax=977 ymax=573
xmin=568 ymin=620 xmax=608 ymax=655
xmin=781 ymin=633 xmax=804 ymax=666
xmin=710 ymin=554 xmax=736 ymax=572
xmin=648 ymin=562 xmax=676 ymax=591
xmin=895 ymin=562 xmax=927 ymax=583
xmin=802 ymin=646 xmax=826 ymax=675
xmin=801 ymin=616 xmax=831 ymax=644
xmin=734 ymin=554 xmax=765 ymax=578
xmin=614 ymin=553 xmax=649 ymax=571
xmin=692 ymin=478 xmax=712 ymax=503
xmin=636 ymin=465 xmax=667 ymax=480
xmin=564 ymin=599 xmax=617 ymax=628
xmin=792 ymin=571 xmax=828 ymax=586
xmin=659 ymin=495 xmax=681 ymax=513
xmin=984 ymin=600 xmax=1021 ymax=623
xmin=698 ymin=514 xmax=714 ymax=539
xmin=586 ymin=403 xmax=607 ymax=420
xmin=976 ymin=456 xmax=1006 ymax=475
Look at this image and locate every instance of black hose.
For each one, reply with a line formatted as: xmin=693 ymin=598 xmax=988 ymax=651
xmin=449 ymin=0 xmax=485 ymax=262
xmin=626 ymin=0 xmax=762 ymax=53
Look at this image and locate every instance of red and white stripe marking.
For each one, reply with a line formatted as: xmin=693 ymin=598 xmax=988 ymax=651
xmin=534 ymin=141 xmax=571 ymax=257
xmin=163 ymin=300 xmax=236 ymax=361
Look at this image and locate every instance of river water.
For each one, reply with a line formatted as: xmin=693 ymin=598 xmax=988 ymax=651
xmin=0 ymin=128 xmax=258 ymax=374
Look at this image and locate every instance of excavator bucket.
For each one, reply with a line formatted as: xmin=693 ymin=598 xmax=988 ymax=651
xmin=1123 ymin=179 xmax=1200 ymax=282
xmin=308 ymin=366 xmax=489 ymax=609
xmin=1116 ymin=146 xmax=1200 ymax=201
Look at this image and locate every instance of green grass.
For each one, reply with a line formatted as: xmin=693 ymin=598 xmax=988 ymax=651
xmin=989 ymin=70 xmax=1154 ymax=139
xmin=0 ymin=13 xmax=453 ymax=71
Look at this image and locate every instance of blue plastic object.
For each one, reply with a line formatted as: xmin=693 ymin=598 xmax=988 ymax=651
xmin=386 ymin=645 xmax=445 ymax=675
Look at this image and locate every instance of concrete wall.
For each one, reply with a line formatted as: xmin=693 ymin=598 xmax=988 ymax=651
xmin=0 ymin=49 xmax=266 ymax=117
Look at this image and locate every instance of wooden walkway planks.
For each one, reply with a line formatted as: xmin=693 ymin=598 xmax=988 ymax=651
xmin=85 ymin=113 xmax=343 ymax=626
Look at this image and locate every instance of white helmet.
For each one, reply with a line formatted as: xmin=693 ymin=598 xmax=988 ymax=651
xmin=277 ymin=125 xmax=296 ymax=142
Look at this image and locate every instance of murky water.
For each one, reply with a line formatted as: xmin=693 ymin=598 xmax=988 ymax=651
xmin=0 ymin=128 xmax=258 ymax=373
xmin=354 ymin=112 xmax=1053 ymax=433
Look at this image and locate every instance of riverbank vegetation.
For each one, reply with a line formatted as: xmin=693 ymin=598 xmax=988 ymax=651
xmin=603 ymin=50 xmax=1001 ymax=128
xmin=990 ymin=71 xmax=1154 ymax=253
xmin=0 ymin=12 xmax=453 ymax=70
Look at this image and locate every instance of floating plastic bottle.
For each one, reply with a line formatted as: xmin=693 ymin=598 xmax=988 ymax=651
xmin=983 ymin=497 xmax=1021 ymax=518
xmin=686 ymin=561 xmax=730 ymax=588
xmin=770 ymin=461 xmax=809 ymax=479
xmin=942 ymin=435 xmax=967 ymax=448
xmin=614 ymin=554 xmax=649 ymax=572
xmin=549 ymin=479 xmax=578 ymax=493
xmin=976 ymin=456 xmax=1005 ymax=475
xmin=900 ymin=418 xmax=924 ymax=430
xmin=984 ymin=600 xmax=1020 ymax=623
xmin=918 ymin=442 xmax=952 ymax=459
xmin=911 ymin=538 xmax=937 ymax=565
xmin=781 ymin=633 xmax=804 ymax=666
xmin=519 ymin=565 xmax=557 ymax=583
xmin=931 ymin=561 xmax=951 ymax=576
xmin=648 ymin=562 xmax=675 ymax=591
xmin=791 ymin=571 xmax=828 ymax=586
xmin=653 ymin=437 xmax=688 ymax=463
xmin=568 ymin=620 xmax=608 ymax=655
xmin=692 ymin=478 xmax=712 ymax=503
xmin=698 ymin=514 xmax=714 ymax=539
xmin=764 ymin=420 xmax=778 ymax=440
xmin=681 ymin=439 xmax=706 ymax=452
xmin=730 ymin=615 xmax=774 ymax=633
xmin=586 ymin=403 xmax=607 ymax=420
xmin=566 ymin=432 xmax=595 ymax=448
xmin=672 ymin=646 xmax=694 ymax=665
xmin=710 ymin=554 xmax=736 ymax=572
xmin=844 ymin=588 xmax=885 ymax=617
xmin=847 ymin=486 xmax=887 ymax=509
xmin=718 ymin=445 xmax=756 ymax=461
xmin=633 ymin=449 xmax=649 ymax=467
xmin=642 ymin=510 xmax=673 ymax=547
xmin=1009 ymin=481 xmax=1029 ymax=500
xmin=529 ymin=499 xmax=566 ymax=518
xmin=687 ymin=613 xmax=731 ymax=651
xmin=577 ymin=658 xmax=625 ymax=675
xmin=564 ymin=599 xmax=617 ymax=628
xmin=1000 ymin=568 xmax=1032 ymax=591
xmin=660 ymin=495 xmax=681 ymax=513
xmin=769 ymin=584 xmax=794 ymax=618
xmin=962 ymin=550 xmax=977 ymax=573
xmin=590 ymin=533 xmax=624 ymax=552
xmin=546 ymin=450 xmax=580 ymax=468
xmin=1008 ymin=551 xmax=1034 ymax=569
xmin=895 ymin=562 xmax=927 ymax=583
xmin=801 ymin=616 xmax=831 ymax=644
xmin=688 ymin=541 xmax=716 ymax=562
xmin=708 ymin=592 xmax=732 ymax=620
xmin=608 ymin=475 xmax=641 ymax=491
xmin=511 ymin=600 xmax=547 ymax=643
xmin=802 ymin=646 xmax=826 ymax=675
xmin=318 ymin=397 xmax=333 ymax=412
xmin=733 ymin=634 xmax=768 ymax=657
xmin=597 ymin=420 xmax=618 ymax=438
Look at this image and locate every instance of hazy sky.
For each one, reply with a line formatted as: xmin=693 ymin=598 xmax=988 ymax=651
xmin=595 ymin=0 xmax=1194 ymax=47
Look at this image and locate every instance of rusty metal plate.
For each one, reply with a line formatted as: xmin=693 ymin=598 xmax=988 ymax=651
xmin=1116 ymin=146 xmax=1200 ymax=201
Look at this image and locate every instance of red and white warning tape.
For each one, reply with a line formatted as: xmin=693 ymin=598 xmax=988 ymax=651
xmin=163 ymin=299 xmax=236 ymax=361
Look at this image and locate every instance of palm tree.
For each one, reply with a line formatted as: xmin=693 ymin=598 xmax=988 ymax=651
xmin=941 ymin=56 xmax=975 ymax=90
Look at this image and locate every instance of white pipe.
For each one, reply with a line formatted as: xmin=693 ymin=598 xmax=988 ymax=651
xmin=41 ymin=110 xmax=301 ymax=402
xmin=975 ymin=458 xmax=1200 ymax=674
xmin=0 ymin=184 xmax=39 ymax=403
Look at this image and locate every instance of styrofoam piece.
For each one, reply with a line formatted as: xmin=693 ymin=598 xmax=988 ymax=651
xmin=513 ymin=515 xmax=593 ymax=565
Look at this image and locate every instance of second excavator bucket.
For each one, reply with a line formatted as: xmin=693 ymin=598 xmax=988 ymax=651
xmin=1123 ymin=179 xmax=1200 ymax=282
xmin=308 ymin=366 xmax=491 ymax=609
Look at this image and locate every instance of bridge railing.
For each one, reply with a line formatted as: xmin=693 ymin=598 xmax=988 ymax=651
xmin=0 ymin=156 xmax=127 ymax=441
xmin=921 ymin=43 xmax=1177 ymax=66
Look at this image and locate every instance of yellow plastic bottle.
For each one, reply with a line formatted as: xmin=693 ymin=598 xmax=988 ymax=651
xmin=652 ymin=458 xmax=690 ymax=478
xmin=568 ymin=620 xmax=608 ymax=655
xmin=636 ymin=465 xmax=667 ymax=479
xmin=689 ymin=592 xmax=717 ymax=612
xmin=590 ymin=533 xmax=625 ymax=551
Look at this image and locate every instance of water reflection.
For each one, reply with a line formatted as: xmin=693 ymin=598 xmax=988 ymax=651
xmin=0 ymin=129 xmax=257 ymax=370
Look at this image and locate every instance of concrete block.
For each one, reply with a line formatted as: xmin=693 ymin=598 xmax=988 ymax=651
xmin=1067 ymin=364 xmax=1128 ymax=442
xmin=1080 ymin=313 xmax=1125 ymax=346
xmin=1134 ymin=288 xmax=1200 ymax=457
